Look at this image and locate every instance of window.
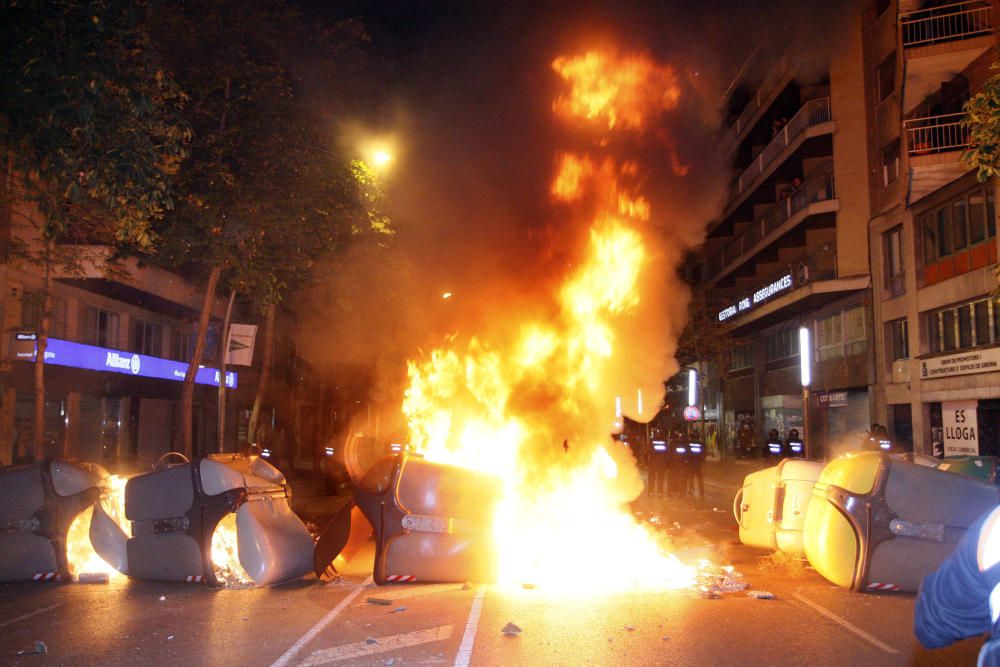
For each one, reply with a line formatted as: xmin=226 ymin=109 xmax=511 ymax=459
xmin=83 ymin=306 xmax=120 ymax=348
xmin=817 ymin=312 xmax=844 ymax=361
xmin=881 ymin=140 xmax=900 ymax=187
xmin=878 ymin=52 xmax=896 ymax=101
xmin=171 ymin=329 xmax=191 ymax=362
xmin=21 ymin=292 xmax=67 ymax=339
xmin=923 ymin=184 xmax=996 ymax=263
xmin=883 ymin=225 xmax=904 ymax=295
xmin=889 ymin=318 xmax=909 ymax=361
xmin=844 ymin=307 xmax=867 ymax=356
xmin=730 ymin=342 xmax=754 ymax=371
xmin=133 ymin=319 xmax=162 ymax=357
xmin=766 ymin=328 xmax=799 ymax=361
xmin=929 ymin=298 xmax=1000 ymax=354
xmin=816 ymin=306 xmax=868 ymax=361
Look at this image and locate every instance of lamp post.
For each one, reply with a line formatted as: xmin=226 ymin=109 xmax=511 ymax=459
xmin=799 ymin=325 xmax=812 ymax=459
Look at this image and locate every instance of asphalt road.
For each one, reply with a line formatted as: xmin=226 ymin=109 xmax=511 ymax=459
xmin=0 ymin=461 xmax=987 ymax=666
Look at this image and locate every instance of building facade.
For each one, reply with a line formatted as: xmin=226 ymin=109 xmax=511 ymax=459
xmin=694 ymin=0 xmax=999 ymax=459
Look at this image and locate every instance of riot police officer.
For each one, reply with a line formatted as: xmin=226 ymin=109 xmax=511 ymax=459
xmin=646 ymin=430 xmax=669 ymax=498
xmin=687 ymin=427 xmax=706 ymax=498
xmin=785 ymin=428 xmax=804 ymax=458
xmin=764 ymin=428 xmax=783 ymax=462
xmin=668 ymin=429 xmax=690 ymax=496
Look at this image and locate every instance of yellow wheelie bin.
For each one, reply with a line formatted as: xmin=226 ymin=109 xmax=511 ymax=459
xmin=803 ymin=451 xmax=1000 ymax=592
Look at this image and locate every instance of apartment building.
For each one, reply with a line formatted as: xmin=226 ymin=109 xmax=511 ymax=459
xmin=692 ymin=0 xmax=1000 ymax=460
xmin=694 ymin=2 xmax=876 ymax=459
xmin=867 ymin=0 xmax=1000 ymax=457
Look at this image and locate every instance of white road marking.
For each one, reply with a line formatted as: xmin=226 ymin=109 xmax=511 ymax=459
xmin=299 ymin=625 xmax=454 ymax=666
xmin=454 ymin=586 xmax=486 ymax=667
xmin=269 ymin=577 xmax=371 ymax=667
xmin=0 ymin=603 xmax=62 ymax=629
xmin=793 ymin=593 xmax=900 ymax=655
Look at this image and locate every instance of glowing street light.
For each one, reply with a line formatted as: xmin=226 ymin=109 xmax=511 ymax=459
xmin=372 ymin=149 xmax=393 ymax=168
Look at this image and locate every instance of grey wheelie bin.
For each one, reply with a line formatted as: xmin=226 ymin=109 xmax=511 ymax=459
xmin=355 ymin=453 xmax=501 ymax=584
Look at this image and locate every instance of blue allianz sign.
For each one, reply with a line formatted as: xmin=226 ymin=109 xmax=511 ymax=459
xmin=17 ymin=337 xmax=236 ymax=388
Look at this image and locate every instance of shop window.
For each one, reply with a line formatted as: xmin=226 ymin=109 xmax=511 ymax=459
xmin=21 ymin=292 xmax=67 ymax=339
xmin=82 ymin=305 xmax=120 ymax=349
xmin=922 ymin=183 xmax=996 ymax=264
xmin=133 ymin=319 xmax=162 ymax=357
xmin=844 ymin=307 xmax=867 ymax=356
xmin=883 ymin=225 xmax=904 ymax=296
xmin=889 ymin=318 xmax=909 ymax=361
xmin=765 ymin=328 xmax=799 ymax=361
xmin=730 ymin=342 xmax=754 ymax=371
xmin=929 ymin=297 xmax=999 ymax=354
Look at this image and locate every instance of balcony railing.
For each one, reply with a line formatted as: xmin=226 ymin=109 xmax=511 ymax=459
xmin=901 ymin=1 xmax=992 ymax=48
xmin=903 ymin=112 xmax=969 ymax=155
xmin=722 ymin=54 xmax=793 ymax=152
xmin=708 ymin=170 xmax=836 ymax=280
xmin=734 ymin=97 xmax=832 ymax=199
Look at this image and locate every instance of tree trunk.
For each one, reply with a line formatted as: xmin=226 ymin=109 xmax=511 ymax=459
xmin=181 ymin=265 xmax=221 ymax=458
xmin=217 ymin=288 xmax=236 ymax=453
xmin=32 ymin=240 xmax=53 ymax=462
xmin=247 ymin=303 xmax=275 ymax=446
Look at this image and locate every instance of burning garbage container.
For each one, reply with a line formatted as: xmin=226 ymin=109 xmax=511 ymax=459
xmin=734 ymin=458 xmax=825 ymax=555
xmin=355 ymin=453 xmax=501 ymax=585
xmin=0 ymin=459 xmax=103 ymax=582
xmin=94 ymin=453 xmax=313 ymax=586
xmin=803 ymin=451 xmax=1000 ymax=592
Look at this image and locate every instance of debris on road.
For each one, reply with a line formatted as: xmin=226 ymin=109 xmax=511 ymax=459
xmin=366 ymin=637 xmax=378 ymax=645
xmin=385 ymin=659 xmax=398 ymax=666
xmin=16 ymin=641 xmax=48 ymax=656
xmin=748 ymin=590 xmax=776 ymax=600
xmin=391 ymin=606 xmax=407 ymax=613
xmin=462 ymin=582 xmax=471 ymax=590
xmin=624 ymin=625 xmax=635 ymax=632
xmin=367 ymin=597 xmax=393 ymax=606
xmin=158 ymin=596 xmax=166 ymax=601
xmin=522 ymin=583 xmax=536 ymax=590
xmin=78 ymin=572 xmax=110 ymax=584
xmin=501 ymin=622 xmax=522 ymax=636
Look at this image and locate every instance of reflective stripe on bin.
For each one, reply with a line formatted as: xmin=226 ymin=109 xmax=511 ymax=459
xmin=385 ymin=575 xmax=417 ymax=583
xmin=866 ymin=582 xmax=899 ymax=591
xmin=32 ymin=572 xmax=61 ymax=582
xmin=185 ymin=575 xmax=204 ymax=583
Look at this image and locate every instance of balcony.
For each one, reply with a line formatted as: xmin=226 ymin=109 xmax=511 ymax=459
xmin=715 ymin=246 xmax=871 ymax=334
xmin=708 ymin=170 xmax=837 ymax=284
xmin=729 ymin=98 xmax=833 ymax=212
xmin=721 ymin=54 xmax=794 ymax=156
xmin=904 ymin=112 xmax=969 ymax=155
xmin=904 ymin=112 xmax=974 ymax=202
xmin=901 ymin=2 xmax=993 ymax=113
xmin=902 ymin=1 xmax=992 ymax=48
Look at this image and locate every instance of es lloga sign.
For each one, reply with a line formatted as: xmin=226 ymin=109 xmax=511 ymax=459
xmin=942 ymin=400 xmax=978 ymax=456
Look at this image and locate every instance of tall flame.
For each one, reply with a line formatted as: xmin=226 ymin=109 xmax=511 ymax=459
xmin=402 ymin=49 xmax=692 ymax=592
xmin=66 ymin=475 xmax=128 ymax=580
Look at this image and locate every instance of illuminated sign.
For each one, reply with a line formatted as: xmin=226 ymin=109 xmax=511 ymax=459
xmin=718 ymin=273 xmax=794 ymax=322
xmin=683 ymin=406 xmax=701 ymax=421
xmin=15 ymin=337 xmax=236 ymax=388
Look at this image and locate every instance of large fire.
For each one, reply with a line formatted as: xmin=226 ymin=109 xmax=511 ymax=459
xmin=402 ymin=49 xmax=695 ymax=592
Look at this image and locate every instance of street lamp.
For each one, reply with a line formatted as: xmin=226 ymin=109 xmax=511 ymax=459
xmin=799 ymin=325 xmax=812 ymax=458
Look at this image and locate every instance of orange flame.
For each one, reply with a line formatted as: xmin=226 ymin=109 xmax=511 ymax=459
xmin=66 ymin=475 xmax=128 ymax=580
xmin=402 ymin=48 xmax=695 ymax=592
xmin=552 ymin=50 xmax=680 ymax=131
xmin=211 ymin=513 xmax=252 ymax=587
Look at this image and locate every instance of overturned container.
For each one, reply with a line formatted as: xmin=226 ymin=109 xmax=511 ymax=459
xmin=937 ymin=455 xmax=1000 ymax=483
xmin=355 ymin=453 xmax=501 ymax=585
xmin=803 ymin=451 xmax=1000 ymax=593
xmin=0 ymin=459 xmax=104 ymax=582
xmin=734 ymin=458 xmax=825 ymax=555
xmin=92 ymin=453 xmax=314 ymax=586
